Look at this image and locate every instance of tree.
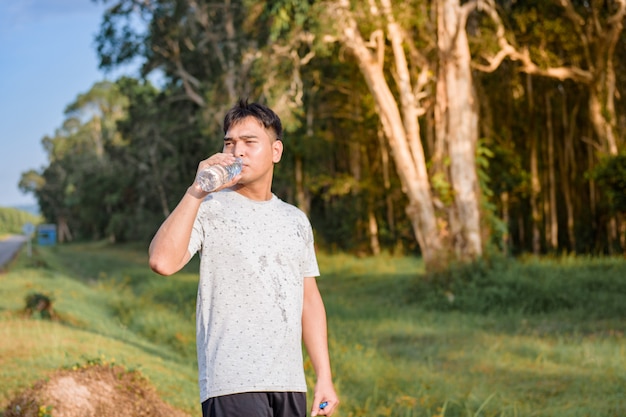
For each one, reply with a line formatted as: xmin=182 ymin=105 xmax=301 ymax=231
xmin=435 ymin=0 xmax=483 ymax=259
xmin=96 ymin=0 xmax=274 ymax=120
xmin=473 ymin=0 xmax=626 ymax=252
xmin=477 ymin=0 xmax=626 ymax=156
xmin=22 ymin=81 xmax=131 ymax=241
xmin=95 ymin=0 xmax=403 ymax=251
xmin=324 ymin=0 xmax=444 ymax=268
xmin=320 ymin=0 xmax=494 ymax=269
xmin=41 ymin=0 xmax=623 ymax=257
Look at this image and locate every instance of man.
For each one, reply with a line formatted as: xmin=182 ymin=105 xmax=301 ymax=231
xmin=149 ymin=99 xmax=339 ymax=417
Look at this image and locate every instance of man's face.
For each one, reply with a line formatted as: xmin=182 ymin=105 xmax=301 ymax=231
xmin=223 ymin=116 xmax=283 ymax=185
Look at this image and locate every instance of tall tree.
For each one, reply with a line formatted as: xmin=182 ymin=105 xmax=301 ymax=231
xmin=477 ymin=0 xmax=626 ymax=155
xmin=326 ymin=0 xmax=445 ymax=269
xmin=436 ymin=0 xmax=483 ymax=259
xmin=322 ymin=0 xmax=494 ymax=269
xmin=22 ymin=81 xmax=134 ymax=241
xmin=474 ymin=0 xmax=626 ymax=252
xmin=75 ymin=0 xmax=626 ymax=257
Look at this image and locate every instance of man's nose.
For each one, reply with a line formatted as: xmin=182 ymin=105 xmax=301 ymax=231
xmin=231 ymin=141 xmax=244 ymax=157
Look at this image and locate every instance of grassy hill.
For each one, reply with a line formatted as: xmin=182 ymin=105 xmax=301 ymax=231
xmin=0 ymin=207 xmax=42 ymax=236
xmin=1 ymin=243 xmax=624 ymax=416
xmin=0 ymin=242 xmax=199 ymax=415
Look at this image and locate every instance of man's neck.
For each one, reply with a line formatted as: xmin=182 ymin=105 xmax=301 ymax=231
xmin=232 ymin=183 xmax=273 ymax=201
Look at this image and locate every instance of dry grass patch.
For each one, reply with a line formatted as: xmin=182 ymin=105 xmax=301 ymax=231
xmin=3 ymin=363 xmax=190 ymax=417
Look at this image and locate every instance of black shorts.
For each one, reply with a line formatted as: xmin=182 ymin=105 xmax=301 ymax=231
xmin=201 ymin=392 xmax=307 ymax=417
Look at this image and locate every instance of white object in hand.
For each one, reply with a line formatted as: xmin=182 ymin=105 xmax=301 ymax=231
xmin=196 ymin=158 xmax=243 ymax=192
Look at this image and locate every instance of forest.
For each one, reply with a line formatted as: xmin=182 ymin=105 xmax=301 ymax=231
xmin=18 ymin=0 xmax=626 ymax=272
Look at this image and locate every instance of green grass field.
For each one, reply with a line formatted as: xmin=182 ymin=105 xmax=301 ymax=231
xmin=0 ymin=243 xmax=624 ymax=416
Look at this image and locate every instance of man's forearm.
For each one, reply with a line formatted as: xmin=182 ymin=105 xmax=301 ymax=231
xmin=302 ymin=277 xmax=339 ymax=415
xmin=302 ymin=278 xmax=333 ymax=381
xmin=149 ymin=186 xmax=205 ymax=275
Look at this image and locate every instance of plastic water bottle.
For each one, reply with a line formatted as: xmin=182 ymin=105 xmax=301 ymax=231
xmin=196 ymin=158 xmax=243 ymax=192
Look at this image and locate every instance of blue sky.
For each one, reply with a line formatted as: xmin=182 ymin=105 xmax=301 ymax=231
xmin=0 ymin=0 xmax=140 ymax=208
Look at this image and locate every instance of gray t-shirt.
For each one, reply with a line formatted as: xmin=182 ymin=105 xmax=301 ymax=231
xmin=187 ymin=189 xmax=320 ymax=401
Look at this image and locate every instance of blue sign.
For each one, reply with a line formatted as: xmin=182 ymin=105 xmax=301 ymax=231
xmin=22 ymin=222 xmax=35 ymax=236
xmin=37 ymin=224 xmax=57 ymax=246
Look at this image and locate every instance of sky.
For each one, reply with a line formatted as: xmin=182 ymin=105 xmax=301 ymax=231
xmin=0 ymin=0 xmax=140 ymax=209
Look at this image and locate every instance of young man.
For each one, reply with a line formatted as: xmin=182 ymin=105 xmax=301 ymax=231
xmin=149 ymin=100 xmax=338 ymax=417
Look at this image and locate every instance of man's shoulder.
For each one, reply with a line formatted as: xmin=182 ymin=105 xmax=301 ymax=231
xmin=273 ymin=196 xmax=309 ymax=218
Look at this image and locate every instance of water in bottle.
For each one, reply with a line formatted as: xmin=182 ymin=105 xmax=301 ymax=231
xmin=196 ymin=157 xmax=243 ymax=192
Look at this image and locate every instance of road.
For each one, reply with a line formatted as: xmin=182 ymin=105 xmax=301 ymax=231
xmin=0 ymin=235 xmax=28 ymax=270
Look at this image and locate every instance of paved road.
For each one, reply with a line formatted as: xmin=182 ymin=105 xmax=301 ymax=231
xmin=0 ymin=235 xmax=28 ymax=270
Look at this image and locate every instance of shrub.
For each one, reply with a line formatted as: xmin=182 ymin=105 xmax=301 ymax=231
xmin=24 ymin=292 xmax=56 ymax=320
xmin=411 ymin=256 xmax=626 ymax=319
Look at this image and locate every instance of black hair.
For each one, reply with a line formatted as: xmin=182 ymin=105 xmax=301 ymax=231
xmin=223 ymin=98 xmax=283 ymax=141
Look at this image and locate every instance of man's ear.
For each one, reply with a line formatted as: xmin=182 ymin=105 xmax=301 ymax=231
xmin=273 ymin=139 xmax=283 ymax=163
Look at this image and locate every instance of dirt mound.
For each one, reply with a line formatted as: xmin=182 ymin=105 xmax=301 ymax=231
xmin=3 ymin=364 xmax=190 ymax=417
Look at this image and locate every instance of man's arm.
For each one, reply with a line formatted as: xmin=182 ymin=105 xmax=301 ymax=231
xmin=302 ymin=277 xmax=339 ymax=416
xmin=148 ymin=185 xmax=205 ymax=276
xmin=149 ymin=153 xmax=241 ymax=276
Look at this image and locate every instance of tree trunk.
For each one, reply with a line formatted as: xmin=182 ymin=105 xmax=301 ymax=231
xmin=587 ymin=138 xmax=597 ymax=242
xmin=589 ymin=86 xmax=619 ymax=156
xmin=517 ymin=213 xmax=525 ymax=249
xmin=560 ymin=91 xmax=577 ymax=251
xmin=608 ymin=217 xmax=618 ymax=255
xmin=585 ymin=0 xmax=623 ymax=156
xmin=436 ymin=0 xmax=483 ymax=260
xmin=368 ymin=209 xmax=381 ymax=255
xmin=614 ymin=215 xmax=626 ymax=254
xmin=501 ymin=191 xmax=510 ymax=254
xmin=530 ymin=129 xmax=541 ymax=254
xmin=560 ymin=136 xmax=576 ymax=253
xmin=542 ymin=161 xmax=551 ymax=252
xmin=295 ymin=105 xmax=314 ymax=216
xmin=378 ymin=127 xmax=395 ymax=238
xmin=545 ymin=93 xmax=558 ymax=251
xmin=294 ymin=155 xmax=308 ymax=215
xmin=56 ymin=216 xmax=73 ymax=243
xmin=334 ymin=0 xmax=444 ymax=270
xmin=348 ymin=139 xmax=366 ymax=247
xmin=527 ymin=74 xmax=542 ymax=254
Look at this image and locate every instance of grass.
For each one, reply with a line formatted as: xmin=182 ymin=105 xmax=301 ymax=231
xmin=1 ymin=243 xmax=625 ymax=416
xmin=318 ymin=253 xmax=625 ymax=417
xmin=0 ymin=243 xmax=199 ymax=415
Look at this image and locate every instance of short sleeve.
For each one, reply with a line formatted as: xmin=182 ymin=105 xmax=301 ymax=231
xmin=187 ymin=203 xmax=205 ymax=258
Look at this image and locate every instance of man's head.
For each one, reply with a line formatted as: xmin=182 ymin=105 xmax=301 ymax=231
xmin=221 ymin=99 xmax=284 ymax=198
xmin=223 ymin=99 xmax=283 ymax=142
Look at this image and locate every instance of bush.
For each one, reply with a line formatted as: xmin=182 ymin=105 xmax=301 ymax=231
xmin=411 ymin=255 xmax=626 ymax=318
xmin=589 ymin=153 xmax=626 ymax=213
xmin=24 ymin=292 xmax=56 ymax=320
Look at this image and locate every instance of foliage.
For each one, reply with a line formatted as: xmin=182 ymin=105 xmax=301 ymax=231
xmin=23 ymin=293 xmax=55 ymax=320
xmin=589 ymin=153 xmax=626 ymax=214
xmin=16 ymin=0 xmax=626 ymax=258
xmin=413 ymin=254 xmax=626 ymax=318
xmin=475 ymin=139 xmax=508 ymax=250
xmin=37 ymin=405 xmax=53 ymax=417
xmin=0 ymin=207 xmax=41 ymax=236
xmin=502 ymin=0 xmax=584 ymax=68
